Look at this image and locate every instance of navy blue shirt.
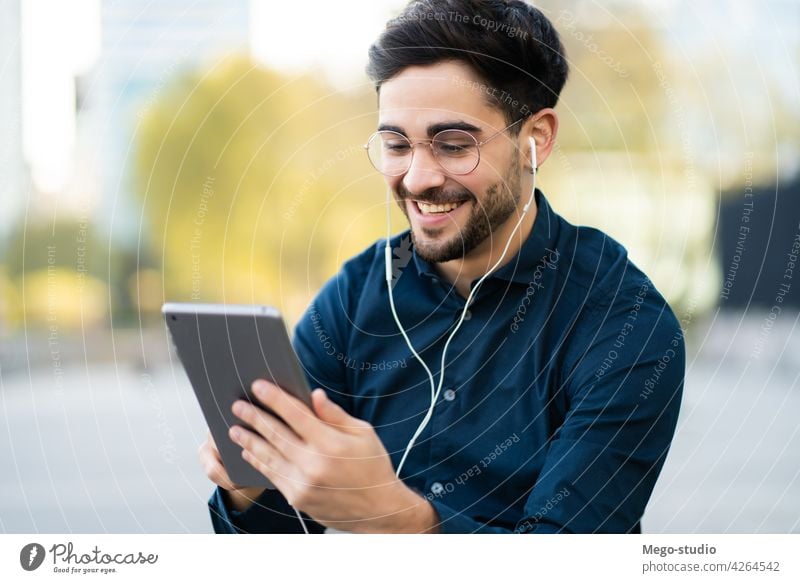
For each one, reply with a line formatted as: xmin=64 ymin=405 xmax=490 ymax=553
xmin=208 ymin=189 xmax=685 ymax=533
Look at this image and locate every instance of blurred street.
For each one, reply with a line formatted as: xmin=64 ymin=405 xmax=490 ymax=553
xmin=0 ymin=333 xmax=212 ymax=533
xmin=1 ymin=310 xmax=797 ymax=534
xmin=645 ymin=309 xmax=800 ymax=533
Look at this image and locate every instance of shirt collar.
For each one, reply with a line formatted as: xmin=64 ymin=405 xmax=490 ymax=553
xmin=411 ymin=188 xmax=560 ymax=285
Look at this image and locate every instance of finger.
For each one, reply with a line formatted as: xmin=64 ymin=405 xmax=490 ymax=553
xmin=311 ymin=388 xmax=364 ymax=432
xmin=231 ymin=400 xmax=304 ymax=457
xmin=205 ymin=431 xmax=223 ymax=463
xmin=240 ymin=448 xmax=292 ymax=497
xmin=251 ymin=380 xmax=321 ymax=439
xmin=230 ymin=425 xmax=293 ymax=488
xmin=230 ymin=425 xmax=288 ymax=465
xmin=199 ymin=439 xmax=239 ymax=491
xmin=209 ymin=460 xmax=239 ymax=491
xmin=202 ymin=432 xmax=237 ymax=483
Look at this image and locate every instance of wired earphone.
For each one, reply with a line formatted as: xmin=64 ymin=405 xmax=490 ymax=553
xmin=387 ymin=136 xmax=538 ymax=477
xmin=293 ymin=136 xmax=538 ymax=534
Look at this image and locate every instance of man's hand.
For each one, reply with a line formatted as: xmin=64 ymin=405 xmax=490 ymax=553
xmin=198 ymin=431 xmax=265 ymax=512
xmin=229 ymin=380 xmax=439 ymax=533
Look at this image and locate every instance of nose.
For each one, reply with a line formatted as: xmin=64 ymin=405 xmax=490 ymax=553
xmin=401 ymin=144 xmax=446 ymax=195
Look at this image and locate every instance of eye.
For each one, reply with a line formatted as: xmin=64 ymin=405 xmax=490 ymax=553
xmin=433 ymin=131 xmax=477 ymax=156
xmin=434 ymin=140 xmax=476 ymax=157
xmin=436 ymin=142 xmax=470 ymax=154
xmin=384 ymin=141 xmax=411 ymax=153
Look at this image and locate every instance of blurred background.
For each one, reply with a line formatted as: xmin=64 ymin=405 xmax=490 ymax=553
xmin=1 ymin=0 xmax=798 ymax=533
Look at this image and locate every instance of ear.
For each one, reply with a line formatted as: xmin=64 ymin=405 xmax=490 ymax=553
xmin=522 ymin=108 xmax=559 ymax=172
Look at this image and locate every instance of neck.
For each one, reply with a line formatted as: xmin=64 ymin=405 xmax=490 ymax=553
xmin=435 ymin=199 xmax=538 ymax=299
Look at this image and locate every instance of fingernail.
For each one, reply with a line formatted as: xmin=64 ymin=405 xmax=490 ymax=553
xmin=229 ymin=427 xmax=241 ymax=440
xmin=253 ymin=380 xmax=270 ymax=395
xmin=232 ymin=401 xmax=245 ymax=415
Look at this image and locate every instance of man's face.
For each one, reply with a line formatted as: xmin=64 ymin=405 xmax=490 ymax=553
xmin=378 ymin=60 xmax=524 ymax=263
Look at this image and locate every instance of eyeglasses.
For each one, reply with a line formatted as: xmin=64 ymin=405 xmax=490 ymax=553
xmin=364 ymin=117 xmax=525 ymax=176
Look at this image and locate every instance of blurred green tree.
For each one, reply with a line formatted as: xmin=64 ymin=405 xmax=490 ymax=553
xmin=3 ymin=219 xmax=119 ymax=328
xmin=554 ymin=20 xmax=670 ymax=153
xmin=134 ymin=56 xmax=391 ymax=322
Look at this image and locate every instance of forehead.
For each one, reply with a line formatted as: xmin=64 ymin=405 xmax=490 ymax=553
xmin=377 ymin=61 xmax=502 ymax=128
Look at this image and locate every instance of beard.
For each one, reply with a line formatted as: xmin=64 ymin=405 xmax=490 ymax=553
xmin=396 ymin=155 xmax=522 ymax=263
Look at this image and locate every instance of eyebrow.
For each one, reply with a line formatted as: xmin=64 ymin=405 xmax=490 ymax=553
xmin=376 ymin=120 xmax=483 ymax=138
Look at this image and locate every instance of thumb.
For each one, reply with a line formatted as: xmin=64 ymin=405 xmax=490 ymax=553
xmin=312 ymin=388 xmax=357 ymax=429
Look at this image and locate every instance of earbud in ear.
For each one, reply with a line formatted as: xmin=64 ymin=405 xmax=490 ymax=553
xmin=528 ymin=137 xmax=537 ymax=175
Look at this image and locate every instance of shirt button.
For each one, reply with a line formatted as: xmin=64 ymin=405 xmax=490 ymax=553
xmin=430 ymin=482 xmax=444 ymax=495
xmin=443 ymin=389 xmax=456 ymax=401
xmin=462 ymin=310 xmax=472 ymax=321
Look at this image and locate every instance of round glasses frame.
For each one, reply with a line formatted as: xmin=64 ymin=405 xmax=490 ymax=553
xmin=363 ymin=117 xmax=525 ymax=176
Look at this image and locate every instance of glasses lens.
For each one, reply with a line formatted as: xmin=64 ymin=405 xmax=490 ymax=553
xmin=367 ymin=131 xmax=411 ymax=176
xmin=432 ymin=130 xmax=480 ymax=175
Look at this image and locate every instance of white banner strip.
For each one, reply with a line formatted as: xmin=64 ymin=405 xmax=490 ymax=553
xmin=1 ymin=534 xmax=797 ymax=582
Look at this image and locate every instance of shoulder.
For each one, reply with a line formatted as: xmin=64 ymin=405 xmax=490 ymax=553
xmin=293 ymin=236 xmax=392 ymax=381
xmin=309 ymin=234 xmax=403 ymax=322
xmin=554 ymin=215 xmax=644 ymax=302
xmin=552 ymin=215 xmax=683 ymax=367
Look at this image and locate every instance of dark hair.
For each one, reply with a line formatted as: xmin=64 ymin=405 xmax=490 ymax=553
xmin=366 ymin=0 xmax=569 ymax=131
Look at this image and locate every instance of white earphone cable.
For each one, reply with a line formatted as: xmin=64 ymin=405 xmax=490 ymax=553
xmin=295 ymin=137 xmax=538 ymax=533
xmin=292 ymin=505 xmax=309 ymax=534
xmin=388 ymin=137 xmax=538 ymax=478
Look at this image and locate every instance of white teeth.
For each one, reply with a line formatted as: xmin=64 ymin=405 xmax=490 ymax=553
xmin=418 ymin=201 xmax=463 ymax=214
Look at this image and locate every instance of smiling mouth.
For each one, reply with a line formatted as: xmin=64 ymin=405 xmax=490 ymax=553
xmin=412 ymin=199 xmax=468 ymax=215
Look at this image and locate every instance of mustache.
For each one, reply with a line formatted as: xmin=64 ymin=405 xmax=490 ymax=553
xmin=396 ymin=184 xmax=473 ymax=205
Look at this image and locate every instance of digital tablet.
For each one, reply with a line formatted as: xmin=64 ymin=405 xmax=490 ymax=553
xmin=162 ymin=303 xmax=312 ymax=488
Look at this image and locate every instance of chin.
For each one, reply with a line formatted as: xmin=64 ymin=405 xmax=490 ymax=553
xmin=411 ymin=229 xmax=468 ymax=263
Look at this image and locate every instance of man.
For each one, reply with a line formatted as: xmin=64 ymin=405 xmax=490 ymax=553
xmin=200 ymin=0 xmax=684 ymax=534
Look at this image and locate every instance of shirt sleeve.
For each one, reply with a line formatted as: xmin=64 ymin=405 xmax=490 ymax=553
xmin=290 ymin=245 xmax=374 ymax=411
xmin=206 ymin=248 xmax=370 ymax=533
xmin=207 ymin=487 xmax=324 ymax=534
xmin=431 ymin=280 xmax=685 ymax=533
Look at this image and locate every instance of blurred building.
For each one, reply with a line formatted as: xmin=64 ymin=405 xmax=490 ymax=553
xmin=86 ymin=0 xmax=251 ymax=245
xmin=0 ymin=0 xmax=28 ymax=240
xmin=718 ymin=176 xmax=800 ymax=310
xmin=544 ymin=151 xmax=718 ymax=318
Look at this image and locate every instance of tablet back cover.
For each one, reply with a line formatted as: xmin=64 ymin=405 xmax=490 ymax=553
xmin=164 ymin=304 xmax=311 ymax=488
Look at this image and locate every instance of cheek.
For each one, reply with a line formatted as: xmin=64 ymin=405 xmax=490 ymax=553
xmin=458 ymin=175 xmax=492 ymax=203
xmin=477 ymin=162 xmax=507 ymax=184
xmin=477 ymin=151 xmax=518 ymax=182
